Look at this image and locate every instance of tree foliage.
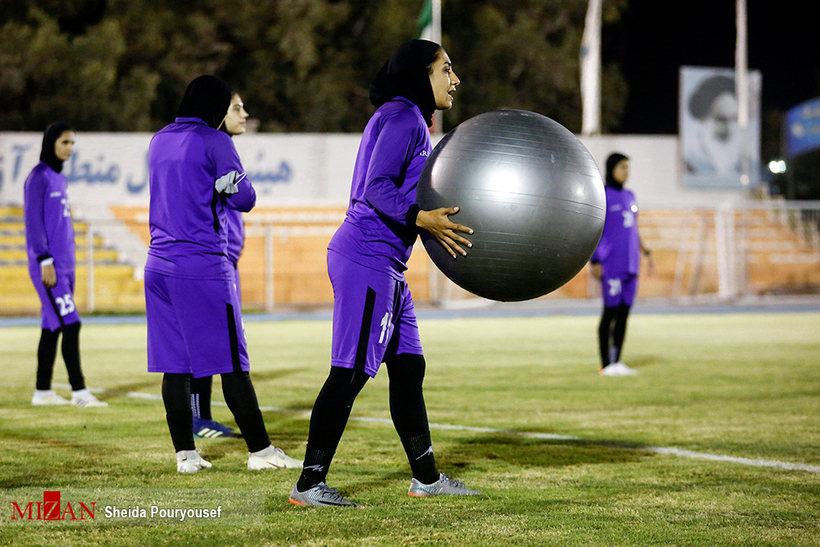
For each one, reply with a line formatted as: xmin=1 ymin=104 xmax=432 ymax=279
xmin=0 ymin=0 xmax=627 ymax=133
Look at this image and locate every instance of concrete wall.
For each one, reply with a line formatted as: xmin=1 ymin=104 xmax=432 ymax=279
xmin=1 ymin=131 xmax=751 ymax=213
xmin=579 ymin=135 xmax=748 ymax=208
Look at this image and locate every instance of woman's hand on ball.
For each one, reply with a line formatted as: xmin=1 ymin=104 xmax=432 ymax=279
xmin=416 ymin=206 xmax=474 ymax=258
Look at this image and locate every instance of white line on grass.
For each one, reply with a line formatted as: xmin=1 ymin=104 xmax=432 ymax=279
xmin=354 ymin=416 xmax=820 ymax=474
xmin=59 ymin=384 xmax=820 ymax=474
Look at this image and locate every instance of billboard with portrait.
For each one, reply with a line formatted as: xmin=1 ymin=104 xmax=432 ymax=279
xmin=679 ymin=66 xmax=761 ymax=189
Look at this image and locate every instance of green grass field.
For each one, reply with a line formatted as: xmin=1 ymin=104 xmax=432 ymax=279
xmin=1 ymin=311 xmax=819 ymax=546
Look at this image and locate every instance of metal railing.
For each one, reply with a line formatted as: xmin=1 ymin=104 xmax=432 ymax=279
xmin=3 ymin=201 xmax=818 ymax=316
xmin=636 ymin=200 xmax=820 ymax=300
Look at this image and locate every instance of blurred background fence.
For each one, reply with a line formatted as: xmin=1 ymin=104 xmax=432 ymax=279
xmin=2 ymin=200 xmax=818 ymax=316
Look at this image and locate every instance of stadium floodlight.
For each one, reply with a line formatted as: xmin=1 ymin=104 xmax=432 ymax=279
xmin=768 ymin=159 xmax=787 ymax=174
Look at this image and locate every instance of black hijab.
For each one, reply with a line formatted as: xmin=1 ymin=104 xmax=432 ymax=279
xmin=605 ymin=152 xmax=629 ymax=190
xmin=40 ymin=122 xmax=73 ymax=174
xmin=369 ymin=39 xmax=441 ymax=127
xmin=176 ymin=75 xmax=232 ymax=129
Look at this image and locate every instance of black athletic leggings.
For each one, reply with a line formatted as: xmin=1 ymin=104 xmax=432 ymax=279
xmin=298 ymin=353 xmax=438 ymax=489
xmin=598 ymin=304 xmax=631 ymax=367
xmin=36 ymin=323 xmax=85 ymax=391
xmin=190 ymin=376 xmax=213 ymax=420
xmin=162 ymin=371 xmax=270 ymax=452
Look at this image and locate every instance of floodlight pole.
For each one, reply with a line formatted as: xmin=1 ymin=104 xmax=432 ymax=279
xmin=580 ymin=0 xmax=602 ymax=137
xmin=735 ymin=0 xmax=750 ymax=296
xmin=735 ymin=0 xmax=750 ymax=189
xmin=428 ymin=0 xmax=446 ymax=306
xmin=432 ymin=0 xmax=443 ymax=135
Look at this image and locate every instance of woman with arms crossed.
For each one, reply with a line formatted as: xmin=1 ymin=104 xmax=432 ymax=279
xmin=146 ymin=76 xmax=301 ymax=472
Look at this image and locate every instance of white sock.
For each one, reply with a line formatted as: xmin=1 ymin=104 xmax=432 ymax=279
xmin=33 ymin=389 xmax=55 ymax=397
xmin=72 ymin=388 xmax=91 ymax=397
xmin=177 ymin=449 xmax=200 ymax=461
xmin=251 ymin=445 xmax=275 ymax=458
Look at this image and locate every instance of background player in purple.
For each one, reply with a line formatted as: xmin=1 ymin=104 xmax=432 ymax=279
xmin=589 ymin=153 xmax=654 ymax=376
xmin=24 ymin=122 xmax=107 ymax=408
xmin=290 ymin=40 xmax=478 ymax=508
xmin=145 ymin=75 xmax=301 ymax=473
xmin=189 ymin=92 xmax=249 ymax=439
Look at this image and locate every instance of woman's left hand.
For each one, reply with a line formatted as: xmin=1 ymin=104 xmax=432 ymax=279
xmin=416 ymin=206 xmax=473 ymax=258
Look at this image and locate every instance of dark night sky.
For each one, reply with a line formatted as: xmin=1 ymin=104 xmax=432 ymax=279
xmin=610 ymin=0 xmax=820 ymax=134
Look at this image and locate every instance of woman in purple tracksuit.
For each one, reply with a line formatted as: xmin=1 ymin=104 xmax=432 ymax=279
xmin=24 ymin=122 xmax=106 ymax=408
xmin=189 ymin=92 xmax=250 ymax=439
xmin=290 ymin=40 xmax=478 ymax=507
xmin=146 ymin=75 xmax=300 ymax=473
xmin=589 ymin=153 xmax=654 ymax=376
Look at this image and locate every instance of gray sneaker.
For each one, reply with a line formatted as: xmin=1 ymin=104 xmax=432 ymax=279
xmin=289 ymin=482 xmax=362 ymax=508
xmin=408 ymin=473 xmax=481 ymax=497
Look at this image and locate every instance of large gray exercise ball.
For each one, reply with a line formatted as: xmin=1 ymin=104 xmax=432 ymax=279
xmin=416 ymin=109 xmax=605 ymax=302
